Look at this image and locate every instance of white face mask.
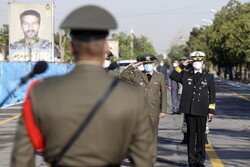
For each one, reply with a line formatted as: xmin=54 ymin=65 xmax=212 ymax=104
xmin=173 ymin=63 xmax=177 ymax=67
xmin=103 ymin=60 xmax=110 ymax=68
xmin=137 ymin=65 xmax=144 ymax=71
xmin=193 ymin=62 xmax=203 ymax=70
xmin=160 ymin=63 xmax=164 ymax=67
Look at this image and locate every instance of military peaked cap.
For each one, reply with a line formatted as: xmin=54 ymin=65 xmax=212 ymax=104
xmin=136 ymin=55 xmax=142 ymax=62
xmin=139 ymin=54 xmax=157 ymax=63
xmin=189 ymin=51 xmax=205 ymax=61
xmin=60 ymin=5 xmax=117 ymax=41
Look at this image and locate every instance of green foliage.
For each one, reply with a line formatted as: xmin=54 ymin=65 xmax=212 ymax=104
xmin=168 ymin=44 xmax=188 ymax=63
xmin=185 ymin=0 xmax=250 ymax=80
xmin=64 ymin=51 xmax=74 ymax=63
xmin=208 ymin=0 xmax=250 ymax=67
xmin=0 ymin=24 xmax=9 ymax=60
xmin=112 ymin=32 xmax=156 ymax=60
xmin=133 ymin=35 xmax=157 ymax=56
xmin=112 ymin=32 xmax=133 ymax=59
xmin=54 ymin=29 xmax=72 ymax=63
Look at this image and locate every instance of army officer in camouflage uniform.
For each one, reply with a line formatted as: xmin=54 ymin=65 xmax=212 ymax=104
xmin=11 ymin=5 xmax=153 ymax=167
xmin=9 ymin=10 xmax=52 ymax=62
xmin=121 ymin=54 xmax=167 ymax=164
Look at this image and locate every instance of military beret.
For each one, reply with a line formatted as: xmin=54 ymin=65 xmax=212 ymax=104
xmin=189 ymin=51 xmax=205 ymax=61
xmin=60 ymin=5 xmax=117 ymax=41
xmin=139 ymin=54 xmax=157 ymax=63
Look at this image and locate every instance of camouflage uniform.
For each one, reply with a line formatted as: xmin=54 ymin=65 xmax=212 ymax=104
xmin=9 ymin=38 xmax=52 ymax=62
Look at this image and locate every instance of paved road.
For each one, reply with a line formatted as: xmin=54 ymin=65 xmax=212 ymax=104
xmin=0 ymin=78 xmax=249 ymax=167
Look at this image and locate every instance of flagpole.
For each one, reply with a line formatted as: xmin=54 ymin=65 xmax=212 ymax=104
xmin=130 ymin=29 xmax=134 ymax=59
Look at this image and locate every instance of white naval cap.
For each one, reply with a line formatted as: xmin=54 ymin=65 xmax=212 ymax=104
xmin=189 ymin=51 xmax=206 ymax=58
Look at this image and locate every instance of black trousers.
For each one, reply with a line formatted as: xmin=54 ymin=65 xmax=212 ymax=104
xmin=185 ymin=114 xmax=207 ymax=165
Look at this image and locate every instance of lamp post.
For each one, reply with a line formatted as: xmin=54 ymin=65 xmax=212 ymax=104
xmin=210 ymin=9 xmax=217 ymax=13
xmin=201 ymin=19 xmax=213 ymax=24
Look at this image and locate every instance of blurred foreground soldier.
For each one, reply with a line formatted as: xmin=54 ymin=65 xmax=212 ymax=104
xmin=121 ymin=54 xmax=167 ymax=164
xmin=170 ymin=51 xmax=215 ymax=167
xmin=167 ymin=60 xmax=181 ymax=114
xmin=11 ymin=5 xmax=152 ymax=167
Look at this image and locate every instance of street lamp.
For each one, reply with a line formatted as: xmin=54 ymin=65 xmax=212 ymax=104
xmin=195 ymin=24 xmax=201 ymax=28
xmin=210 ymin=9 xmax=217 ymax=13
xmin=201 ymin=19 xmax=213 ymax=24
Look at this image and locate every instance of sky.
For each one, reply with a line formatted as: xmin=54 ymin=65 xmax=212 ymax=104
xmin=0 ymin=0 xmax=249 ymax=53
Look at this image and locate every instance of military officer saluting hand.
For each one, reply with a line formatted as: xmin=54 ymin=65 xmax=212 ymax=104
xmin=170 ymin=51 xmax=215 ymax=167
xmin=11 ymin=5 xmax=153 ymax=167
xmin=121 ymin=54 xmax=167 ymax=164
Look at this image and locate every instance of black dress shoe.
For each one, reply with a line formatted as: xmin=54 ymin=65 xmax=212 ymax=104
xmin=196 ymin=163 xmax=206 ymax=167
xmin=180 ymin=133 xmax=188 ymax=144
xmin=205 ymin=134 xmax=209 ymax=144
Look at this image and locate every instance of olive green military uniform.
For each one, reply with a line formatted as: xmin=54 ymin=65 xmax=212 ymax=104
xmin=11 ymin=64 xmax=153 ymax=167
xmin=120 ymin=65 xmax=167 ymax=162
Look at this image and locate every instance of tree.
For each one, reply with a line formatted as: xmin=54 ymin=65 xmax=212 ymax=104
xmin=112 ymin=32 xmax=156 ymax=60
xmin=185 ymin=0 xmax=250 ymax=81
xmin=167 ymin=44 xmax=188 ymax=63
xmin=54 ymin=29 xmax=72 ymax=63
xmin=0 ymin=24 xmax=9 ymax=60
xmin=112 ymin=32 xmax=133 ymax=59
xmin=133 ymin=35 xmax=156 ymax=56
xmin=208 ymin=0 xmax=250 ymax=80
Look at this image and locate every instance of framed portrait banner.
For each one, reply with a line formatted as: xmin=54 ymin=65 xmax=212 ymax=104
xmin=9 ymin=3 xmax=54 ymax=62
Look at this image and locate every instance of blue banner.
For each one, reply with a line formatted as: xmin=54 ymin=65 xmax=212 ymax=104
xmin=0 ymin=62 xmax=74 ymax=107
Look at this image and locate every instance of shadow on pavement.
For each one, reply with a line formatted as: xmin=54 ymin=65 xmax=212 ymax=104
xmin=156 ymin=157 xmax=186 ymax=167
xmin=211 ymin=128 xmax=250 ymax=140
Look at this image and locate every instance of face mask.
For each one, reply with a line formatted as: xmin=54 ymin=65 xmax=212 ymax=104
xmin=193 ymin=62 xmax=203 ymax=70
xmin=137 ymin=65 xmax=144 ymax=71
xmin=160 ymin=63 xmax=164 ymax=67
xmin=144 ymin=64 xmax=154 ymax=72
xmin=173 ymin=63 xmax=177 ymax=67
xmin=103 ymin=60 xmax=110 ymax=68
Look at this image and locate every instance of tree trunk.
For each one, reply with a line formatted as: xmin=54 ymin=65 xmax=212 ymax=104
xmin=239 ymin=64 xmax=242 ymax=80
xmin=228 ymin=66 xmax=233 ymax=81
xmin=0 ymin=47 xmax=5 ymax=61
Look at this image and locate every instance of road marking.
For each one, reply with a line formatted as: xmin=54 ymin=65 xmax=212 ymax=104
xmin=216 ymin=86 xmax=250 ymax=102
xmin=206 ymin=141 xmax=224 ymax=167
xmin=0 ymin=114 xmax=22 ymax=125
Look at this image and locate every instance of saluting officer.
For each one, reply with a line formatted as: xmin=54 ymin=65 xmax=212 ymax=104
xmin=169 ymin=51 xmax=215 ymax=167
xmin=11 ymin=5 xmax=153 ymax=167
xmin=121 ymin=54 xmax=167 ymax=164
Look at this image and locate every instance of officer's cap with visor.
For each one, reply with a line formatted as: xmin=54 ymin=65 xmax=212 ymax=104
xmin=137 ymin=54 xmax=157 ymax=63
xmin=60 ymin=5 xmax=117 ymax=41
xmin=189 ymin=51 xmax=205 ymax=62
